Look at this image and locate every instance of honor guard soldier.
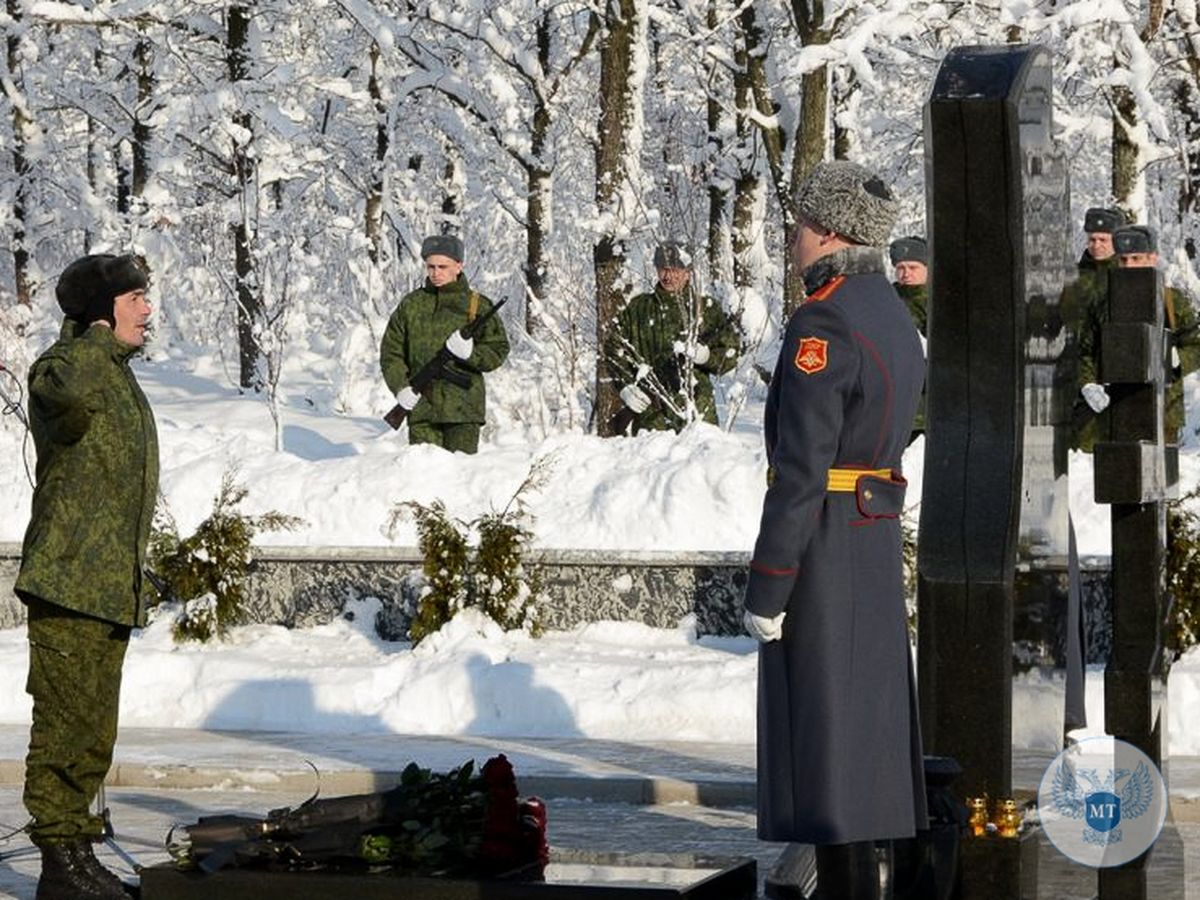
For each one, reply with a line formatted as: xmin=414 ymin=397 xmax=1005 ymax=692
xmin=1063 ymin=207 xmax=1126 ymax=449
xmin=380 ymin=235 xmax=510 ymax=454
xmin=1076 ymin=224 xmax=1200 ymax=447
xmin=888 ymin=235 xmax=928 ymax=335
xmin=743 ymin=162 xmax=927 ymax=900
xmin=605 ymin=240 xmax=742 ymax=433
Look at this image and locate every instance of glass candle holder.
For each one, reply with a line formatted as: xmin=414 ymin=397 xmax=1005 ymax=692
xmin=995 ymin=798 xmax=1021 ymax=838
xmin=967 ymin=797 xmax=989 ymax=837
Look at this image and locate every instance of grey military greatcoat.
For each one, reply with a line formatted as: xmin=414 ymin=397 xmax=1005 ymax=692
xmin=743 ymin=247 xmax=928 ymax=845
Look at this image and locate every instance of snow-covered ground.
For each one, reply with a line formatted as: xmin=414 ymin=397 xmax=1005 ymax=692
xmin=0 ymin=354 xmax=1198 ymax=755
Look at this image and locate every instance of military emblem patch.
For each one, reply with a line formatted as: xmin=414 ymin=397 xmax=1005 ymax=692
xmin=795 ymin=336 xmax=828 ymax=374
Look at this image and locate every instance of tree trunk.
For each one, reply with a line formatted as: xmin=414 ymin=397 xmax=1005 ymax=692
xmin=132 ymin=31 xmax=153 ymax=205
xmin=523 ymin=12 xmax=553 ymax=334
xmin=705 ymin=0 xmax=729 ymax=284
xmin=4 ymin=0 xmax=32 ymax=307
xmin=1111 ymin=83 xmax=1138 ymax=213
xmin=832 ymin=70 xmax=855 ymax=161
xmin=594 ymin=0 xmax=643 ymax=436
xmin=366 ymin=42 xmax=387 ymax=266
xmin=440 ymin=142 xmax=463 ymax=229
xmin=785 ymin=64 xmax=828 ymax=316
xmin=733 ymin=2 xmax=784 ymax=294
xmin=228 ymin=3 xmax=260 ymax=390
xmin=1111 ymin=0 xmax=1165 ymax=216
xmin=85 ymin=48 xmax=102 ymax=253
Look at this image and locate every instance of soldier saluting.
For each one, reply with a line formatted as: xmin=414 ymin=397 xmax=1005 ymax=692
xmin=17 ymin=254 xmax=157 ymax=899
xmin=380 ymin=235 xmax=510 ymax=454
xmin=743 ymin=162 xmax=927 ymax=900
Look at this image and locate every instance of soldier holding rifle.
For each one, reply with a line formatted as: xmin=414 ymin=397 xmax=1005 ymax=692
xmin=380 ymin=235 xmax=510 ymax=454
xmin=605 ymin=241 xmax=741 ymax=434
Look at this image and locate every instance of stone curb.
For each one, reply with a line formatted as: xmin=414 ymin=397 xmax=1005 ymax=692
xmin=2 ymin=759 xmax=1198 ymax=822
xmin=0 ymin=759 xmax=757 ymax=809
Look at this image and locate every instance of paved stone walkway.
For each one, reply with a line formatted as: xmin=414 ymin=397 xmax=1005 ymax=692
xmin=0 ymin=726 xmax=1195 ymax=898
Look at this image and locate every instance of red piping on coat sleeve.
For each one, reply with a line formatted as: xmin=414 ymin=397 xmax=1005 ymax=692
xmin=750 ymin=560 xmax=798 ymax=577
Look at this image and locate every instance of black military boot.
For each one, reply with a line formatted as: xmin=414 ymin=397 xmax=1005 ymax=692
xmin=35 ymin=840 xmax=129 ymax=900
xmin=74 ymin=839 xmax=139 ymax=898
xmin=815 ymin=841 xmax=880 ymax=900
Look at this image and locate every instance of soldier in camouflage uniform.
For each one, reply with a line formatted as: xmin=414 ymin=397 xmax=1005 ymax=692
xmin=1075 ymin=225 xmax=1200 ymax=449
xmin=380 ymin=235 xmax=510 ymax=454
xmin=16 ymin=254 xmax=158 ymax=900
xmin=606 ymin=241 xmax=742 ymax=433
xmin=1063 ymin=207 xmax=1125 ymax=450
xmin=889 ymin=236 xmax=928 ymax=443
xmin=888 ymin=235 xmax=927 ymax=334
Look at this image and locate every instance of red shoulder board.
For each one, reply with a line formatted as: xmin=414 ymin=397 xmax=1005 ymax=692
xmin=795 ymin=336 xmax=828 ymax=374
xmin=807 ymin=275 xmax=845 ymax=303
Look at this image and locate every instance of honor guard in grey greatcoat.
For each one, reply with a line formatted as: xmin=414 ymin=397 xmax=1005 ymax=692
xmin=743 ymin=162 xmax=928 ymax=900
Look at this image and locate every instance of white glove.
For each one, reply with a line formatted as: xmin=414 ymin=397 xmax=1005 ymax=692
xmin=445 ymin=330 xmax=474 ymax=360
xmin=743 ymin=609 xmax=786 ymax=643
xmin=619 ymin=383 xmax=651 ymax=413
xmin=1171 ymin=346 xmax=1181 ymax=369
xmin=1081 ymin=382 xmax=1110 ymax=414
xmin=395 ymin=385 xmax=421 ymax=411
xmin=673 ymin=340 xmax=711 ymax=366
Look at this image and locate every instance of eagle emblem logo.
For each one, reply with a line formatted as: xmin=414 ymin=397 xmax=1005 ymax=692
xmin=1050 ymin=760 xmax=1155 ymax=847
xmin=795 ymin=336 xmax=828 ymax=374
xmin=1037 ymin=736 xmax=1166 ymax=867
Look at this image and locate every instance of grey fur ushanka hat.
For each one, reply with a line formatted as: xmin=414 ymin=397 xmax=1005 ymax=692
xmin=794 ymin=161 xmax=899 ymax=248
xmin=889 ymin=236 xmax=927 ymax=265
xmin=420 ymin=234 xmax=464 ymax=262
xmin=1113 ymin=225 xmax=1157 ymax=255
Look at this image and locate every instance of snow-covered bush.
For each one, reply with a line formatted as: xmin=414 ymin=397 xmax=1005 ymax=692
xmin=392 ymin=458 xmax=552 ymax=643
xmin=148 ymin=470 xmax=302 ymax=642
xmin=1168 ymin=485 xmax=1200 ymax=661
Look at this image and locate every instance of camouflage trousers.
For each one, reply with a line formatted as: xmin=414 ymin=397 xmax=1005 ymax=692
xmin=23 ymin=596 xmax=130 ymax=844
xmin=409 ymin=421 xmax=481 ymax=454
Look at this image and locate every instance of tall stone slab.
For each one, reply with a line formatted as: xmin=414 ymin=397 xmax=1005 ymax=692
xmin=919 ymin=41 xmax=1069 ymax=796
xmin=918 ymin=44 xmax=1069 ymax=898
xmin=1092 ymin=267 xmax=1184 ymax=899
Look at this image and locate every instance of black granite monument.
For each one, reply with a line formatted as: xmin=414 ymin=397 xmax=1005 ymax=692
xmin=1092 ymin=267 xmax=1184 ymax=899
xmin=919 ymin=43 xmax=1184 ymax=900
xmin=918 ymin=44 xmax=1069 ymax=899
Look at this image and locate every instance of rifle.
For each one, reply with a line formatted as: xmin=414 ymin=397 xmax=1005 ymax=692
xmin=608 ymin=354 xmax=683 ymax=436
xmin=608 ymin=315 xmax=733 ymax=435
xmin=384 ymin=298 xmax=507 ymax=430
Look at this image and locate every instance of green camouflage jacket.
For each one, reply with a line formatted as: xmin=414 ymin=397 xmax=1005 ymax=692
xmin=893 ymin=282 xmax=928 ymax=438
xmin=894 ymin=282 xmax=928 ymax=335
xmin=605 ymin=284 xmax=741 ymax=431
xmin=15 ymin=320 xmax=160 ymax=626
xmin=1073 ymin=281 xmax=1200 ymax=450
xmin=380 ymin=275 xmax=509 ymax=425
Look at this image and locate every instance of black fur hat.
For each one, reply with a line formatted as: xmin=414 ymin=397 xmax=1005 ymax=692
xmin=55 ymin=254 xmax=148 ymax=325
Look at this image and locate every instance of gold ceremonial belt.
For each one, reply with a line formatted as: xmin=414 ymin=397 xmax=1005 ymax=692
xmin=826 ymin=467 xmax=893 ymax=492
